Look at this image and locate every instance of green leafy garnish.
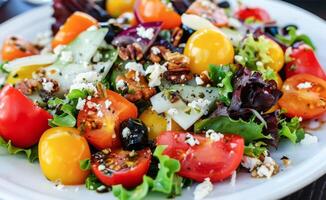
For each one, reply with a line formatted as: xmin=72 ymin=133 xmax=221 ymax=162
xmin=276 ymin=27 xmax=315 ymax=49
xmin=279 ymin=117 xmax=305 ymax=143
xmin=80 ymin=158 xmax=91 ymax=171
xmin=244 ymin=142 xmax=268 ymax=158
xmin=85 ymin=174 xmax=103 ymax=191
xmin=0 ymin=137 xmax=38 ymax=162
xmin=208 ymin=65 xmax=234 ymax=105
xmin=112 ymin=145 xmax=183 ymax=200
xmin=194 ymin=116 xmax=269 ymax=143
xmin=0 ymin=62 xmax=9 ymax=74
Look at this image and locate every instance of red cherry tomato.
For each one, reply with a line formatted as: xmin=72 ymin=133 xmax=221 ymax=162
xmin=279 ymin=74 xmax=326 ymax=120
xmin=235 ymin=7 xmax=272 ymax=23
xmin=1 ymin=36 xmax=39 ymax=61
xmin=156 ymin=131 xmax=244 ymax=182
xmin=285 ymin=45 xmax=326 ymax=80
xmin=134 ymin=0 xmax=181 ymax=29
xmin=0 ymin=85 xmax=52 ymax=148
xmin=91 ymin=148 xmax=151 ymax=188
xmin=77 ymin=90 xmax=138 ymax=150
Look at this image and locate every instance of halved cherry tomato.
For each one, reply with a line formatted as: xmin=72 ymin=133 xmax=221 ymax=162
xmin=106 ymin=0 xmax=136 ymax=18
xmin=184 ymin=29 xmax=234 ymax=74
xmin=0 ymin=85 xmax=52 ymax=148
xmin=1 ymin=37 xmax=39 ymax=61
xmin=134 ymin=0 xmax=181 ymax=29
xmin=235 ymin=7 xmax=272 ymax=23
xmin=52 ymin=12 xmax=98 ymax=48
xmin=39 ymin=127 xmax=91 ymax=185
xmin=279 ymin=74 xmax=326 ymax=119
xmin=91 ymin=148 xmax=151 ymax=188
xmin=285 ymin=45 xmax=326 ymax=80
xmin=77 ymin=90 xmax=138 ymax=150
xmin=156 ymin=131 xmax=244 ymax=182
xmin=266 ymin=39 xmax=284 ymax=72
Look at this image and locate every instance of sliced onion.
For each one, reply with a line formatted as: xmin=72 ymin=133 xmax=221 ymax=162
xmin=4 ymin=54 xmax=57 ymax=72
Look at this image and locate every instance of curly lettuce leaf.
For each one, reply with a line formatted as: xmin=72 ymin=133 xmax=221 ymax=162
xmin=85 ymin=174 xmax=105 ymax=191
xmin=0 ymin=137 xmax=38 ymax=162
xmin=112 ymin=145 xmax=183 ymax=200
xmin=194 ymin=116 xmax=269 ymax=143
xmin=208 ymin=65 xmax=234 ymax=105
xmin=279 ymin=117 xmax=305 ymax=143
xmin=276 ymin=27 xmax=315 ymax=49
xmin=244 ymin=142 xmax=268 ymax=158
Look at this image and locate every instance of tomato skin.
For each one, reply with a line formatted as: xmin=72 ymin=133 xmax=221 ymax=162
xmin=285 ymin=46 xmax=326 ymax=80
xmin=77 ymin=90 xmax=138 ymax=150
xmin=184 ymin=29 xmax=234 ymax=74
xmin=52 ymin=12 xmax=98 ymax=48
xmin=1 ymin=37 xmax=39 ymax=61
xmin=39 ymin=127 xmax=91 ymax=185
xmin=266 ymin=39 xmax=284 ymax=72
xmin=106 ymin=0 xmax=136 ymax=18
xmin=156 ymin=131 xmax=244 ymax=182
xmin=0 ymin=85 xmax=52 ymax=148
xmin=92 ymin=148 xmax=151 ymax=188
xmin=134 ymin=0 xmax=181 ymax=29
xmin=279 ymin=74 xmax=326 ymax=120
xmin=235 ymin=7 xmax=272 ymax=23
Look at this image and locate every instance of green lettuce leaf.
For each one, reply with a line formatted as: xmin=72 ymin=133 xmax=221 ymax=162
xmin=85 ymin=174 xmax=104 ymax=191
xmin=279 ymin=117 xmax=305 ymax=143
xmin=276 ymin=27 xmax=315 ymax=50
xmin=80 ymin=158 xmax=91 ymax=171
xmin=0 ymin=137 xmax=38 ymax=162
xmin=208 ymin=65 xmax=234 ymax=105
xmin=112 ymin=145 xmax=183 ymax=200
xmin=194 ymin=116 xmax=269 ymax=143
xmin=244 ymin=142 xmax=268 ymax=158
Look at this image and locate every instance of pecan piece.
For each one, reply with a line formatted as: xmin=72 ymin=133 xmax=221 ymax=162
xmin=148 ymin=45 xmax=170 ymax=63
xmin=118 ymin=43 xmax=143 ymax=61
xmin=116 ymin=71 xmax=156 ymax=102
xmin=163 ymin=52 xmax=193 ymax=84
xmin=15 ymin=79 xmax=41 ymax=95
xmin=171 ymin=27 xmax=183 ymax=46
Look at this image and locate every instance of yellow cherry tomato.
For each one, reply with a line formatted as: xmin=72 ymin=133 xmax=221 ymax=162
xmin=140 ymin=109 xmax=183 ymax=139
xmin=6 ymin=65 xmax=45 ymax=84
xmin=106 ymin=0 xmax=136 ymax=18
xmin=184 ymin=29 xmax=234 ymax=74
xmin=39 ymin=127 xmax=91 ymax=185
xmin=275 ymin=73 xmax=283 ymax=89
xmin=266 ymin=39 xmax=284 ymax=72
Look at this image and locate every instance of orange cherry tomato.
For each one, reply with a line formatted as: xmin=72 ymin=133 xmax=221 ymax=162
xmin=52 ymin=12 xmax=98 ymax=48
xmin=77 ymin=90 xmax=138 ymax=150
xmin=39 ymin=127 xmax=91 ymax=185
xmin=279 ymin=74 xmax=326 ymax=120
xmin=106 ymin=0 xmax=136 ymax=18
xmin=134 ymin=0 xmax=181 ymax=29
xmin=1 ymin=36 xmax=39 ymax=61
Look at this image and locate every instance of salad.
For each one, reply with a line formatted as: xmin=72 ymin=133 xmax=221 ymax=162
xmin=0 ymin=0 xmax=326 ymax=199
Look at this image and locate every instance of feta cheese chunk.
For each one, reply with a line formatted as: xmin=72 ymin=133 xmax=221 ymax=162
xmin=185 ymin=133 xmax=200 ymax=147
xmin=194 ymin=178 xmax=213 ymax=200
xmin=188 ymin=98 xmax=211 ymax=113
xmin=300 ymin=134 xmax=318 ymax=145
xmin=136 ymin=26 xmax=155 ymax=40
xmin=76 ymin=98 xmax=86 ymax=110
xmin=297 ymin=81 xmax=313 ymax=89
xmin=205 ymin=130 xmax=224 ymax=142
xmin=145 ymin=63 xmax=167 ymax=87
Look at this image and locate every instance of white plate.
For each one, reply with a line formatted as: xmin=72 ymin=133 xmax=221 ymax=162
xmin=0 ymin=1 xmax=326 ymax=200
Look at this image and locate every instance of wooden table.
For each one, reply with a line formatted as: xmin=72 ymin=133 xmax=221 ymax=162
xmin=0 ymin=0 xmax=326 ymax=199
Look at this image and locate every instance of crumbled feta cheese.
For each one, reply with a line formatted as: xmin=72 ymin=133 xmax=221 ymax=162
xmin=60 ymin=51 xmax=74 ymax=63
xmin=300 ymin=134 xmax=318 ymax=145
xmin=205 ymin=130 xmax=224 ymax=142
xmin=98 ymin=164 xmax=106 ymax=171
xmin=194 ymin=178 xmax=213 ymax=200
xmin=86 ymin=101 xmax=101 ymax=110
xmin=297 ymin=81 xmax=312 ymax=89
xmin=53 ymin=45 xmax=66 ymax=55
xmin=42 ymin=79 xmax=54 ymax=92
xmin=257 ymin=165 xmax=273 ymax=178
xmin=116 ymin=79 xmax=127 ymax=91
xmin=97 ymin=111 xmax=104 ymax=118
xmin=188 ymin=98 xmax=211 ymax=113
xmin=104 ymin=100 xmax=112 ymax=109
xmin=230 ymin=171 xmax=237 ymax=186
xmin=70 ymin=71 xmax=101 ymax=93
xmin=185 ymin=133 xmax=200 ymax=147
xmin=136 ymin=26 xmax=155 ymax=40
xmin=241 ymin=156 xmax=262 ymax=171
xmin=151 ymin=46 xmax=161 ymax=55
xmin=122 ymin=127 xmax=131 ymax=138
xmin=145 ymin=63 xmax=167 ymax=87
xmin=76 ymin=98 xmax=86 ymax=110
xmin=125 ymin=62 xmax=145 ymax=82
xmin=167 ymin=108 xmax=178 ymax=116
xmin=254 ymin=156 xmax=278 ymax=179
xmin=195 ymin=76 xmax=204 ymax=85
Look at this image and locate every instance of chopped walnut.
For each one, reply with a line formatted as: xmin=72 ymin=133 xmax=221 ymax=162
xmin=148 ymin=45 xmax=170 ymax=63
xmin=164 ymin=51 xmax=190 ymax=69
xmin=171 ymin=27 xmax=183 ymax=46
xmin=117 ymin=71 xmax=156 ymax=102
xmin=163 ymin=52 xmax=193 ymax=84
xmin=118 ymin=43 xmax=143 ymax=61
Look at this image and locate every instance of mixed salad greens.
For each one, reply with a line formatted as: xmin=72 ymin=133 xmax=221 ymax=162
xmin=0 ymin=0 xmax=326 ymax=199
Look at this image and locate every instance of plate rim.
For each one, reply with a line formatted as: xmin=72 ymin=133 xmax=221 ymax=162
xmin=0 ymin=1 xmax=325 ymax=200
